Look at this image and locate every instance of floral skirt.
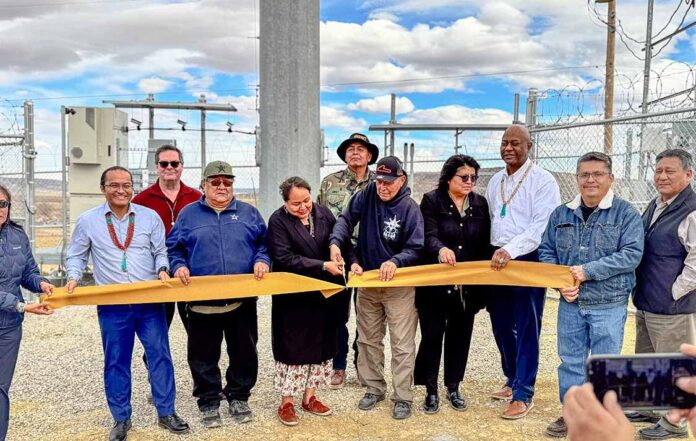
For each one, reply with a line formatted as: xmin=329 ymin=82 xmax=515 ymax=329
xmin=273 ymin=359 xmax=333 ymax=397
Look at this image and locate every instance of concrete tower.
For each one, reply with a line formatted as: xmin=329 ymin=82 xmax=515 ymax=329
xmin=259 ymin=0 xmax=321 ymax=218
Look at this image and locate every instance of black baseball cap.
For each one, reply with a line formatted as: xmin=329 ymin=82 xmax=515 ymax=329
xmin=337 ymin=133 xmax=379 ymax=165
xmin=375 ymin=156 xmax=405 ymax=182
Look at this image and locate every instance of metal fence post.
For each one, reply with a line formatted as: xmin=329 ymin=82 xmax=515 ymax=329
xmin=23 ymin=100 xmax=36 ymax=248
xmin=526 ymin=88 xmax=538 ymax=160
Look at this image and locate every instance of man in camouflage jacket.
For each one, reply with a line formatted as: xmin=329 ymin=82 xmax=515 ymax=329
xmin=317 ymin=132 xmax=378 ymax=389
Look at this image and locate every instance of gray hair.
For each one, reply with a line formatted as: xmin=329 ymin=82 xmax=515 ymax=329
xmin=656 ymin=148 xmax=693 ymax=171
xmin=577 ymin=151 xmax=612 ymax=173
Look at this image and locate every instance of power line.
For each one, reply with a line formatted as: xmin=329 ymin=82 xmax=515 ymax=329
xmin=325 ymin=65 xmax=603 ymax=87
xmin=652 ymin=2 xmax=692 ymax=58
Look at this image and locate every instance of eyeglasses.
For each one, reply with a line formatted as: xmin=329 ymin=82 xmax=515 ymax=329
xmin=158 ymin=160 xmax=181 ymax=169
xmin=104 ymin=183 xmax=133 ymax=191
xmin=454 ymin=174 xmax=478 ymax=183
xmin=0 ymin=200 xmax=9 ymax=209
xmin=208 ymin=177 xmax=234 ymax=188
xmin=577 ymin=172 xmax=610 ymax=181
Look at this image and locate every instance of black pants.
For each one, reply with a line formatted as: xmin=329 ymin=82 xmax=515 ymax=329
xmin=414 ymin=287 xmax=477 ymax=394
xmin=142 ymin=302 xmax=189 ymax=369
xmin=187 ymin=301 xmax=258 ymax=411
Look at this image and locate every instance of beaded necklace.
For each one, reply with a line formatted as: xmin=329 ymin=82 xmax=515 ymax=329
xmin=105 ymin=212 xmax=135 ymax=272
xmin=499 ymin=161 xmax=533 ymax=218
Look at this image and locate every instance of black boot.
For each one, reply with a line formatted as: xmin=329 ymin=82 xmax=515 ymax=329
xmin=423 ymin=393 xmax=439 ymax=414
xmin=109 ymin=420 xmax=131 ymax=441
xmin=158 ymin=413 xmax=191 ymax=434
xmin=447 ymin=389 xmax=467 ymax=411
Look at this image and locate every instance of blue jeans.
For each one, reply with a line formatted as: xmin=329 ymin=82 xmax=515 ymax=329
xmin=557 ymin=300 xmax=627 ymax=403
xmin=0 ymin=325 xmax=21 ymax=441
xmin=98 ymin=304 xmax=176 ymax=421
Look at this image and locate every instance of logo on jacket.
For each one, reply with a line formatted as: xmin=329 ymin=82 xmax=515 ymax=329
xmin=383 ymin=216 xmax=401 ymax=240
xmin=230 ymin=214 xmax=238 ymax=221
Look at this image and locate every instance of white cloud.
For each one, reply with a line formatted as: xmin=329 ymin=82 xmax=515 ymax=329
xmin=0 ymin=1 xmax=256 ymax=87
xmin=320 ymin=106 xmax=368 ymax=129
xmin=401 ymin=105 xmax=514 ymax=125
xmin=347 ymin=95 xmax=415 ymax=114
xmin=138 ymin=77 xmax=172 ymax=94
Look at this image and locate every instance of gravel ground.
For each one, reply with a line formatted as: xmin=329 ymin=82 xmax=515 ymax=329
xmin=8 ymin=294 xmax=694 ymax=441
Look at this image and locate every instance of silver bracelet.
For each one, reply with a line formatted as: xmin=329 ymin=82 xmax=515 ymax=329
xmin=16 ymin=302 xmax=26 ymax=313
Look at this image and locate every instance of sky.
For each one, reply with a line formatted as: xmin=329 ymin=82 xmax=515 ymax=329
xmin=0 ymin=0 xmax=695 ymax=182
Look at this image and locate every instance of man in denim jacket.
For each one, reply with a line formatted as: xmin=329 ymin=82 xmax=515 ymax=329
xmin=538 ymin=152 xmax=644 ymax=438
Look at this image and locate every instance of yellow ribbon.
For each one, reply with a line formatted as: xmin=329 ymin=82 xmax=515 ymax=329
xmin=347 ymin=261 xmax=575 ymax=289
xmin=42 ymin=273 xmax=345 ymax=310
xmin=41 ymin=262 xmax=575 ymax=309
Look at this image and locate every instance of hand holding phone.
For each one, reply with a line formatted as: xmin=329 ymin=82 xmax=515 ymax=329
xmin=587 ymin=353 xmax=696 ymax=410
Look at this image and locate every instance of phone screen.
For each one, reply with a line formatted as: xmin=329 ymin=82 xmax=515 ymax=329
xmin=586 ymin=355 xmax=696 ymax=410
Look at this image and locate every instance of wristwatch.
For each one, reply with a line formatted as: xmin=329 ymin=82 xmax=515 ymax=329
xmin=322 ymin=262 xmax=327 ymax=271
xmin=157 ymin=266 xmax=169 ymax=275
xmin=16 ymin=301 xmax=26 ymax=313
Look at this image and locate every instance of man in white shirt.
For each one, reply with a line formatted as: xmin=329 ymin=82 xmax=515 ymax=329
xmin=485 ymin=124 xmax=561 ymax=419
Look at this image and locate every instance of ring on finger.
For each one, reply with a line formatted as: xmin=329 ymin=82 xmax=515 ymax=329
xmin=498 ymin=257 xmax=505 ymax=264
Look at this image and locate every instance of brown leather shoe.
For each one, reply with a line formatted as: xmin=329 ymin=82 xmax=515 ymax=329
xmin=490 ymin=385 xmax=513 ymax=401
xmin=301 ymin=396 xmax=332 ymax=416
xmin=330 ymin=369 xmax=346 ymax=390
xmin=501 ymin=400 xmax=534 ymax=420
xmin=277 ymin=402 xmax=299 ymax=426
xmin=545 ymin=416 xmax=567 ymax=437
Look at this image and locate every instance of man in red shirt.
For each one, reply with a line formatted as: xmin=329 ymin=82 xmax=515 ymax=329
xmin=132 ymin=144 xmax=201 ymax=332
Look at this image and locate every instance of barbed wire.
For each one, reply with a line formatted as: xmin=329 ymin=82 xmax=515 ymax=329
xmin=535 ymin=62 xmax=696 ymax=124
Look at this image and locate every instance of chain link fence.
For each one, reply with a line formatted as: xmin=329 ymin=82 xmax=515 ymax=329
xmin=3 ymin=95 xmax=696 ymax=271
xmin=532 ymin=107 xmax=696 ymax=213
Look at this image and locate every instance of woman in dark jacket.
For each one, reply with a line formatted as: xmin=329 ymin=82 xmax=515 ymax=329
xmin=0 ymin=183 xmax=54 ymax=441
xmin=267 ymin=177 xmax=346 ymax=427
xmin=413 ymin=155 xmax=492 ymax=414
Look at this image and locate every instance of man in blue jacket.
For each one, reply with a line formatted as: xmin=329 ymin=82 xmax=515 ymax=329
xmin=538 ymin=152 xmax=644 ymax=438
xmin=329 ymin=156 xmax=424 ymax=420
xmin=167 ymin=160 xmax=270 ymax=429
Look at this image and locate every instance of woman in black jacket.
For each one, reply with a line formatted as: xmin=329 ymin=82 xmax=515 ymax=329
xmin=267 ymin=177 xmax=346 ymax=427
xmin=414 ymin=155 xmax=492 ymax=414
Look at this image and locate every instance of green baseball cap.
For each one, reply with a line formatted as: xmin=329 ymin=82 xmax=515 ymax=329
xmin=203 ymin=160 xmax=235 ymax=179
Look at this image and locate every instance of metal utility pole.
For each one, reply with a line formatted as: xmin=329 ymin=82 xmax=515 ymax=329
xmin=596 ymin=0 xmax=616 ymax=154
xmin=642 ymin=0 xmax=655 ymax=115
xmin=199 ymin=94 xmax=207 ymax=166
xmin=147 ymin=93 xmax=155 ymax=140
xmin=639 ymin=0 xmax=655 ymax=179
xmin=23 ymin=100 xmax=36 ymax=246
xmin=60 ymin=106 xmax=72 ymax=280
xmin=513 ymin=93 xmax=521 ymax=124
xmin=389 ymin=94 xmax=396 ymax=155
xmin=259 ymin=0 xmax=320 ymax=218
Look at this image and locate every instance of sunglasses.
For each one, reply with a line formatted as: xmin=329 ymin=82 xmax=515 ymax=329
xmin=208 ymin=177 xmax=233 ymax=187
xmin=158 ymin=160 xmax=181 ymax=168
xmin=0 ymin=200 xmax=9 ymax=209
xmin=454 ymin=174 xmax=478 ymax=183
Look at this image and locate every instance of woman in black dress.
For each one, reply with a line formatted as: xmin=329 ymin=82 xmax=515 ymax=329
xmin=267 ymin=176 xmax=346 ymax=426
xmin=414 ymin=155 xmax=493 ymax=414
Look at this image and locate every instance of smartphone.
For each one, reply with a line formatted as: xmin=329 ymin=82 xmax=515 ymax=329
xmin=586 ymin=354 xmax=696 ymax=410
